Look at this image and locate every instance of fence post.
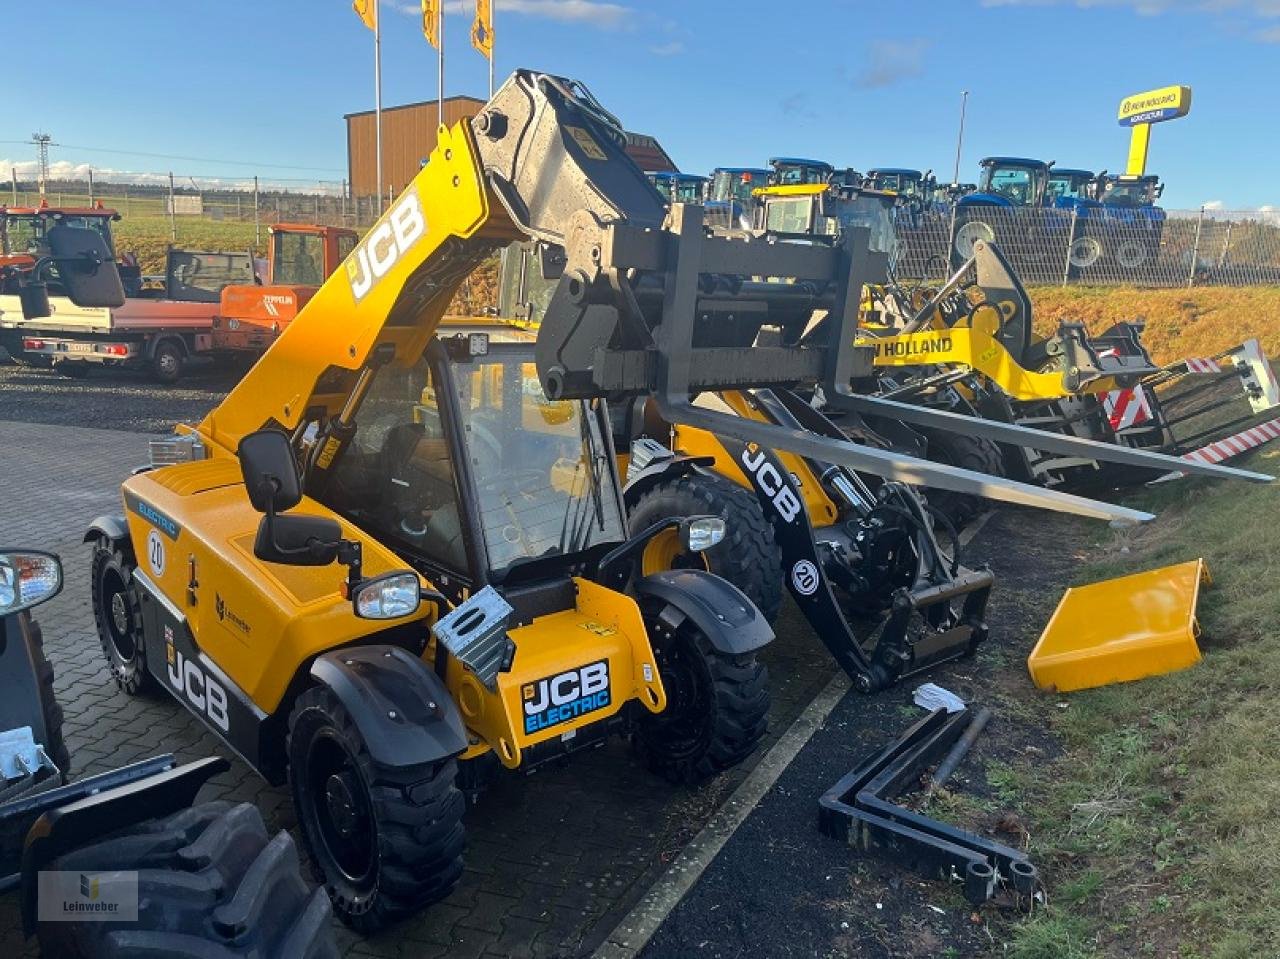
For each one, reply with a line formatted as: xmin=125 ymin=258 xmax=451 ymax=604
xmin=9 ymin=168 xmax=15 ymax=205
xmin=1187 ymin=206 xmax=1204 ymax=287
xmin=88 ymin=169 xmax=95 ymax=205
xmin=1218 ymin=220 xmax=1232 ymax=274
xmin=167 ymin=172 xmax=177 ymax=242
xmin=254 ymin=176 xmax=260 ymax=246
xmin=314 ymin=193 xmax=321 ymax=222
xmin=1061 ymin=208 xmax=1078 ymax=287
xmin=946 ymin=203 xmax=958 ymax=276
xmin=124 ymin=188 xmax=130 ymax=217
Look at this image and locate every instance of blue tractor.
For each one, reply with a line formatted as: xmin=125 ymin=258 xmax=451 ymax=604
xmin=645 ymin=170 xmax=708 ymax=204
xmin=1096 ymin=173 xmax=1167 ymax=268
xmin=705 ymin=166 xmax=772 ymax=228
xmin=767 ymin=157 xmax=835 ymax=185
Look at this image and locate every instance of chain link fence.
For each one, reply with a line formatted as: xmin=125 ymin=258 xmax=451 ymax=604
xmin=892 ymin=206 xmax=1280 ymax=287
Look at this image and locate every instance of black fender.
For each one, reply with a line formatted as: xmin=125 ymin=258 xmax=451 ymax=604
xmin=310 ymin=645 xmax=467 ymax=769
xmin=622 ymin=454 xmax=715 ymax=508
xmin=635 ymin=569 xmax=773 ymax=656
xmin=0 ymin=612 xmax=55 ymax=756
xmin=84 ymin=513 xmax=130 ymax=547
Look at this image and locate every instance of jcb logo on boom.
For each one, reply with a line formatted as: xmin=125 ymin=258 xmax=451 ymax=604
xmin=741 ymin=445 xmax=802 ymax=524
xmin=165 ymin=631 xmax=230 ymax=732
xmin=346 ymin=188 xmax=427 ymax=302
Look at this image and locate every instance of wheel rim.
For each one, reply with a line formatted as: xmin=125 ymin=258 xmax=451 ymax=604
xmin=305 ymin=731 xmax=376 ymax=888
xmin=647 ymin=629 xmax=712 ymax=759
xmin=1117 ymin=241 xmax=1148 ymax=268
xmin=99 ymin=566 xmax=137 ymax=661
xmin=954 ymin=221 xmax=995 ymax=259
xmin=1069 ymin=237 xmax=1103 ymax=268
xmin=157 ymin=350 xmax=179 ymax=376
xmin=641 ymin=529 xmax=709 ymax=577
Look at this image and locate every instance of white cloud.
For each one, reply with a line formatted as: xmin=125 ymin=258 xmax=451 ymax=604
xmin=855 ymin=39 xmax=931 ymax=89
xmin=399 ymin=0 xmax=631 ymax=28
xmin=1202 ymin=199 xmax=1225 ymax=209
xmin=648 ymin=40 xmax=685 ymax=56
xmin=0 ymin=158 xmax=340 ymax=194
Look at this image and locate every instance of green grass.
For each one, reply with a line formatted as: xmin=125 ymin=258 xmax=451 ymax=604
xmin=1004 ymin=445 xmax=1280 ymax=957
xmin=114 ymin=216 xmax=264 ymax=274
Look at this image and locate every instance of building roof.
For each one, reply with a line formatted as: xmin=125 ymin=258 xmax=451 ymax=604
xmin=343 ymin=95 xmax=487 ymax=120
xmin=624 ymin=131 xmax=678 ymax=173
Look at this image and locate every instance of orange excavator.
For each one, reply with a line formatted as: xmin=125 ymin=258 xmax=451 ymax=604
xmin=212 ymin=223 xmax=357 ymax=353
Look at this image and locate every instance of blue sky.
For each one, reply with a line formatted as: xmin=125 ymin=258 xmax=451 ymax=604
xmin=5 ymin=0 xmax=1279 ymax=209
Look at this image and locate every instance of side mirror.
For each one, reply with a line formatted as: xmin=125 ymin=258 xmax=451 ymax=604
xmin=679 ymin=516 xmax=726 ymax=553
xmin=46 ymin=225 xmax=125 ymax=309
xmin=238 ymin=430 xmax=302 ymax=513
xmin=0 ymin=551 xmax=63 ymax=615
xmin=18 ymin=282 xmax=51 ymax=320
xmin=254 ymin=514 xmax=341 ymax=566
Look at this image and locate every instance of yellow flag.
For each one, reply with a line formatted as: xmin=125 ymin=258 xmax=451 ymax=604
xmin=471 ymin=0 xmax=493 ymax=59
xmin=422 ymin=0 xmax=440 ymax=49
xmin=352 ymin=0 xmax=376 ymax=31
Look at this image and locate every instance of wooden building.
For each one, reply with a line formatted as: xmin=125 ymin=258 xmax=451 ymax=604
xmin=345 ymin=97 xmax=679 ymax=199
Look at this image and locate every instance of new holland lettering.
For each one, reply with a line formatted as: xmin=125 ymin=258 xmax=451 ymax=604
xmin=874 ymin=335 xmax=953 ymax=360
xmin=522 ymin=660 xmax=610 ymax=734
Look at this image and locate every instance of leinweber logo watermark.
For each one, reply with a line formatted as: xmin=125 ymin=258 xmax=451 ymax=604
xmin=38 ymin=871 xmax=139 ymax=922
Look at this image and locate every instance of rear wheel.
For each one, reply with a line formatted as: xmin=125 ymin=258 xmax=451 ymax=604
xmin=288 ymin=686 xmax=465 ymax=933
xmin=90 ymin=538 xmax=157 ymax=696
xmin=953 ymin=218 xmax=996 ymax=261
xmin=1069 ymin=236 xmax=1103 ymax=269
xmin=919 ymin=429 xmax=1005 ymax=530
xmin=152 ymin=340 xmax=184 ymax=384
xmin=629 ymin=472 xmax=783 ymax=623
xmin=635 ymin=604 xmax=770 ymax=785
xmin=36 ymin=801 xmax=337 ymax=958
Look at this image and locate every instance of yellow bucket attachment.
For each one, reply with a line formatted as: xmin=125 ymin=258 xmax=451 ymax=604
xmin=1027 ymin=560 xmax=1211 ymax=693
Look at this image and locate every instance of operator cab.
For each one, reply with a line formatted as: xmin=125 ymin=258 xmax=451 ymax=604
xmin=270 ymin=225 xmax=358 ymax=287
xmin=322 ymin=330 xmax=627 ymax=599
xmin=707 ymin=167 xmax=771 ymax=206
xmin=645 ymin=171 xmax=707 ymax=205
xmin=865 ymin=168 xmax=929 ymax=199
xmin=1099 ymin=174 xmax=1164 ymax=208
xmin=768 ymin=157 xmax=834 ymax=186
xmin=972 ymin=157 xmax=1052 ymax=207
xmin=0 ymin=206 xmax=125 ymax=293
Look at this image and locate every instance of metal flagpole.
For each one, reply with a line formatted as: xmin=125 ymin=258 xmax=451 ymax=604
xmin=952 ymin=90 xmax=969 ymax=185
xmin=489 ymin=2 xmax=494 ymax=98
xmin=437 ymin=1 xmax=444 ymax=123
xmin=375 ymin=0 xmax=384 ymax=213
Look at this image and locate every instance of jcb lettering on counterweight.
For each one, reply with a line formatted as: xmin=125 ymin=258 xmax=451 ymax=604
xmin=167 ymin=649 xmax=230 ymax=732
xmin=741 ymin=446 xmax=802 ymax=523
xmin=346 ymin=188 xmax=427 ymax=302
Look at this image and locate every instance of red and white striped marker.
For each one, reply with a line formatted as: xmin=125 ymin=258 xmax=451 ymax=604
xmin=1102 ymin=386 xmax=1154 ymax=432
xmin=1181 ymin=417 xmax=1280 ymax=466
xmin=1184 ymin=356 xmax=1223 ymax=374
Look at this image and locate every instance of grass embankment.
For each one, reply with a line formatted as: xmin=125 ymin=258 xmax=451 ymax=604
xmin=988 ymin=446 xmax=1280 ymax=958
xmin=1029 ymin=286 xmax=1280 ymax=365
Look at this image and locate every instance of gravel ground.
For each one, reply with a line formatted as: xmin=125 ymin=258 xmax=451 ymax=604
xmin=0 ymin=357 xmax=234 ymax=433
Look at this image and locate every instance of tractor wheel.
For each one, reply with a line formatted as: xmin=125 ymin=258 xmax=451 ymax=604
xmin=628 ymin=472 xmax=783 ymax=623
xmin=1116 ymin=239 xmax=1150 ymax=269
xmin=36 ymin=801 xmax=337 ymax=958
xmin=1069 ymin=236 xmax=1103 ymax=269
xmin=918 ymin=429 xmax=1006 ymax=530
xmin=24 ymin=613 xmax=71 ymax=776
xmin=953 ymin=218 xmax=996 ymax=261
xmin=152 ymin=340 xmax=185 ymax=384
xmin=90 ymin=538 xmax=157 ymax=696
xmin=288 ymin=685 xmax=465 ymax=933
xmin=634 ymin=601 xmax=770 ymax=785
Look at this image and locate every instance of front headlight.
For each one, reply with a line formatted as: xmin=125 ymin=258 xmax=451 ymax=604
xmin=353 ymin=571 xmax=422 ymax=619
xmin=681 ymin=516 xmax=726 ymax=553
xmin=0 ymin=551 xmax=63 ymax=614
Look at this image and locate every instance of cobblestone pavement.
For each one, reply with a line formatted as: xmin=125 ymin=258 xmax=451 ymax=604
xmin=0 ymin=419 xmax=833 ymax=958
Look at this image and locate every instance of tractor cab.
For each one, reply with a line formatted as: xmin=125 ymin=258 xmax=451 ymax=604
xmin=645 ymin=171 xmax=707 ymax=204
xmin=1099 ymin=173 xmax=1164 ymax=208
xmin=768 ymin=157 xmax=834 ymax=186
xmin=0 ymin=204 xmax=126 ymax=292
xmin=268 ymin=223 xmax=358 ymax=287
xmin=704 ymin=167 xmax=772 ymax=229
xmin=962 ymin=157 xmax=1053 ymax=208
xmin=756 ymin=181 xmax=898 ymax=253
xmin=1046 ymin=168 xmax=1104 ymax=214
xmin=865 ymin=168 xmax=933 ymax=200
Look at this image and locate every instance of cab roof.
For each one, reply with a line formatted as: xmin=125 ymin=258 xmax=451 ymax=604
xmin=1050 ymin=168 xmax=1095 ymax=179
xmin=980 ymin=156 xmax=1050 ymax=170
xmin=868 ymin=168 xmax=922 ymax=178
xmin=646 ymin=171 xmax=706 ymax=182
xmin=713 ymin=167 xmax=771 ymax=176
xmin=769 ymin=157 xmax=833 ymax=170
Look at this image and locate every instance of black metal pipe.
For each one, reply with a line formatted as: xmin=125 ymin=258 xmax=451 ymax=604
xmin=931 ymin=706 xmax=992 ymax=790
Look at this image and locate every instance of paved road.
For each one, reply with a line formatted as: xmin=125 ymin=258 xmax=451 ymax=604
xmin=0 ymin=419 xmax=834 ymax=958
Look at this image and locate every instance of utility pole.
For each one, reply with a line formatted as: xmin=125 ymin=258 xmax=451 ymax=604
xmin=32 ymin=133 xmax=51 ymax=199
xmin=88 ymin=168 xmax=95 ymax=205
xmin=952 ymin=91 xmax=969 ymax=185
xmin=254 ymin=176 xmax=260 ymax=246
xmin=168 ymin=171 xmax=177 ymax=241
xmin=9 ymin=167 xmax=16 ymax=205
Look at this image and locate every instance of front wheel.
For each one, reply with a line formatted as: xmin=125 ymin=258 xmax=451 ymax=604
xmin=288 ymin=686 xmax=465 ymax=933
xmin=628 ymin=472 xmax=783 ymax=623
xmin=953 ymin=218 xmax=996 ymax=261
xmin=91 ymin=539 xmax=157 ymax=696
xmin=152 ymin=340 xmax=184 ymax=384
xmin=635 ymin=604 xmax=770 ymax=785
xmin=918 ymin=429 xmax=1006 ymax=530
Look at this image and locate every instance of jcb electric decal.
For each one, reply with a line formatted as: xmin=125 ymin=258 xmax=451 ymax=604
xmin=346 ymin=186 xmax=427 ymax=303
xmin=164 ymin=624 xmax=230 ymax=732
xmin=124 ymin=491 xmax=181 ymax=540
xmin=522 ymin=660 xmax=610 ymax=734
xmin=873 ymin=335 xmax=953 ymax=360
xmin=740 ymin=444 xmax=803 ymax=523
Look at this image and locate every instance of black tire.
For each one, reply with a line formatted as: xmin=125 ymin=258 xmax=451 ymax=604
xmin=152 ymin=340 xmax=184 ymax=384
xmin=288 ymin=686 xmax=465 ymax=933
xmin=635 ymin=604 xmax=770 ymax=785
xmin=90 ymin=538 xmax=157 ymax=696
xmin=628 ymin=472 xmax=784 ymax=623
xmin=24 ymin=614 xmax=71 ymax=777
xmin=919 ymin=429 xmax=1005 ymax=530
xmin=36 ymin=801 xmax=337 ymax=958
xmin=53 ymin=359 xmax=91 ymax=379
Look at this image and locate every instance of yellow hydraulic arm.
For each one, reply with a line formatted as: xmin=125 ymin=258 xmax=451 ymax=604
xmin=194 ymin=71 xmax=1265 ymax=526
